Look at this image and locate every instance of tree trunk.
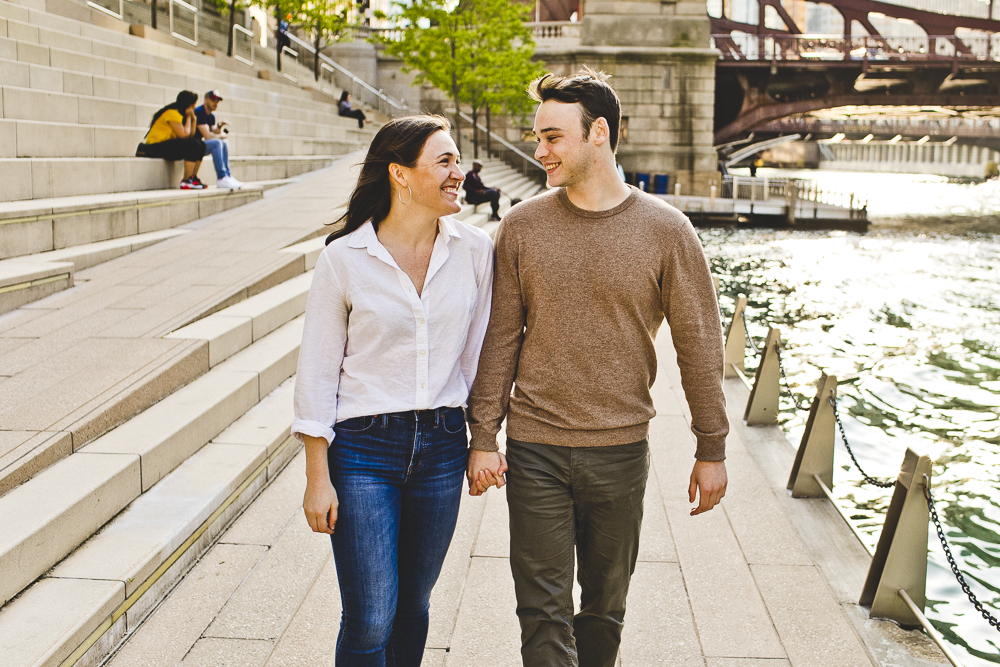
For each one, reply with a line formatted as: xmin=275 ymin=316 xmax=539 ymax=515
xmin=472 ymin=105 xmax=479 ymax=159
xmin=151 ymin=0 xmax=157 ymax=29
xmin=314 ymin=22 xmax=321 ymax=81
xmin=275 ymin=3 xmax=282 ymax=71
xmin=451 ymin=39 xmax=461 ymax=155
xmin=486 ymin=105 xmax=491 ymax=156
xmin=226 ymin=0 xmax=237 ymax=57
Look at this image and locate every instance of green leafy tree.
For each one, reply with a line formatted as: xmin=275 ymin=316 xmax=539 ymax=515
xmin=379 ymin=0 xmax=541 ymax=156
xmin=293 ymin=0 xmax=349 ymax=80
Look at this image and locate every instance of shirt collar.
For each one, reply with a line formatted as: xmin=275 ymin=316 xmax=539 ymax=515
xmin=347 ymin=217 xmax=462 ymax=249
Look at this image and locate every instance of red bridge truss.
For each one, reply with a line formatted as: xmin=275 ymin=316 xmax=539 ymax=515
xmin=711 ymin=0 xmax=1000 ymax=143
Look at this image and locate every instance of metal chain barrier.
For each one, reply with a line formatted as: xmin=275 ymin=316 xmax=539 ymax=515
xmin=925 ymin=483 xmax=1000 ymax=633
xmin=740 ymin=302 xmax=1000 ymax=637
xmin=741 ymin=308 xmax=761 ymax=354
xmin=775 ymin=346 xmax=809 ymax=411
xmin=829 ymin=395 xmax=895 ymax=488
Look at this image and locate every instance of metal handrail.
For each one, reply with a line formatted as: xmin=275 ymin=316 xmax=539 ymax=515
xmin=280 ymin=45 xmax=299 ymax=83
xmin=232 ymin=24 xmax=254 ymax=67
xmin=169 ymin=0 xmax=198 ymax=46
xmin=284 ymin=32 xmax=412 ymax=116
xmin=456 ymin=110 xmax=544 ymax=175
xmin=87 ymin=0 xmax=123 ymax=21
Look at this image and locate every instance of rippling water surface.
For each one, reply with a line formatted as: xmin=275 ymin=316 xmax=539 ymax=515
xmin=702 ymin=169 xmax=1000 ymax=665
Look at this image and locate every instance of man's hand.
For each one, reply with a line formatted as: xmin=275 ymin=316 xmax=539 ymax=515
xmin=688 ymin=460 xmax=727 ymax=515
xmin=467 ymin=450 xmax=508 ymax=496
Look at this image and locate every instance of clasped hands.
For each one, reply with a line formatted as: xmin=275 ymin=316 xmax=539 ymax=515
xmin=467 ymin=449 xmax=508 ymax=496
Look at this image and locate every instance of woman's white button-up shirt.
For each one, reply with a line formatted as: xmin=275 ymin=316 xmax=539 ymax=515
xmin=292 ymin=217 xmax=494 ymax=445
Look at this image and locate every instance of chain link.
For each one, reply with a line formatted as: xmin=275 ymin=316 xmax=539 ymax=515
xmin=775 ymin=346 xmax=809 ymax=411
xmin=741 ymin=308 xmax=761 ymax=354
xmin=829 ymin=395 xmax=895 ymax=488
xmin=925 ymin=483 xmax=1000 ymax=633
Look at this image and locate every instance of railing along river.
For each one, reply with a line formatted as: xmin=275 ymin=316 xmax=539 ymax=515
xmin=722 ymin=294 xmax=999 ymax=666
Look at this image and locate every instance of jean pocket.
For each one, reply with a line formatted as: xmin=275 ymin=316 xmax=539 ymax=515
xmin=440 ymin=409 xmax=466 ymax=434
xmin=335 ymin=415 xmax=376 ymax=433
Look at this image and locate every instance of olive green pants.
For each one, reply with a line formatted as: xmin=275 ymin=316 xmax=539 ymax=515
xmin=506 ymin=438 xmax=649 ymax=667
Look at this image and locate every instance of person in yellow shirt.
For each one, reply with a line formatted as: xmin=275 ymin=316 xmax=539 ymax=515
xmin=136 ymin=90 xmax=208 ymax=190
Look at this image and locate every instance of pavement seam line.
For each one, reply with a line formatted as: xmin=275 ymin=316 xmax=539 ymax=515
xmin=57 ymin=434 xmax=300 ymax=667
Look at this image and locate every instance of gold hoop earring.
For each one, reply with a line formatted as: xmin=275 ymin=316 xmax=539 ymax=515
xmin=398 ymin=185 xmax=412 ymax=205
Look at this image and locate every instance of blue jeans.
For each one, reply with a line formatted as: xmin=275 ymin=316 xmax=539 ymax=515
xmin=204 ymin=138 xmax=230 ymax=179
xmin=328 ymin=407 xmax=468 ymax=667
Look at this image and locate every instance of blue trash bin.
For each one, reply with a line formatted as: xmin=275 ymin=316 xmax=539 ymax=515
xmin=653 ymin=174 xmax=669 ymax=195
xmin=635 ymin=173 xmax=650 ymax=191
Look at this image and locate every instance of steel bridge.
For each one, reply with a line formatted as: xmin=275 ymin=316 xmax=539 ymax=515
xmin=711 ymin=0 xmax=1000 ymax=143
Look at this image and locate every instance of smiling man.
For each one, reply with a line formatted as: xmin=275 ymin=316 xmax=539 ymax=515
xmin=466 ymin=68 xmax=730 ymax=667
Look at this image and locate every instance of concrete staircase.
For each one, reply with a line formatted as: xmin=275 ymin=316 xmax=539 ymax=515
xmin=0 ymin=155 xmax=542 ymax=667
xmin=0 ymin=0 xmax=382 ymax=316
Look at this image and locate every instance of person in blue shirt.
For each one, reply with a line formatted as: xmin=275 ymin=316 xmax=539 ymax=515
xmin=195 ymin=90 xmax=243 ymax=190
xmin=463 ymin=160 xmax=501 ymax=221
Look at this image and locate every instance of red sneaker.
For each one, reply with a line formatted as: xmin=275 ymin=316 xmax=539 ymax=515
xmin=180 ymin=178 xmax=206 ymax=190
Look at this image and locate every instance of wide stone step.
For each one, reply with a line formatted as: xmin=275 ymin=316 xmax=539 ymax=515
xmin=167 ymin=270 xmax=313 ymax=367
xmin=0 ymin=154 xmax=341 ymax=202
xmin=0 ymin=200 xmax=335 ymax=496
xmin=0 ymin=309 xmax=306 ymax=611
xmin=0 ymin=1 xmax=338 ymax=113
xmin=0 ymin=182 xmax=264 ymax=255
xmin=0 ymin=374 xmax=301 ymax=667
xmin=0 ymin=121 xmax=360 ymax=160
xmin=0 ymin=84 xmax=370 ymax=138
xmin=0 ymin=256 xmax=73 ymax=313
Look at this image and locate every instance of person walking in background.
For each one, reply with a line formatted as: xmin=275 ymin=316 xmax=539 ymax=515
xmin=467 ymin=68 xmax=730 ymax=667
xmin=463 ymin=160 xmax=502 ymax=221
xmin=195 ymin=90 xmax=243 ymax=190
xmin=338 ymin=91 xmax=367 ymax=129
xmin=294 ymin=115 xmax=495 ymax=666
xmin=135 ymin=90 xmax=206 ymax=190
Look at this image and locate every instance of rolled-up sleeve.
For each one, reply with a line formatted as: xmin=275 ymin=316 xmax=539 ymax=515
xmin=292 ymin=251 xmax=348 ymax=445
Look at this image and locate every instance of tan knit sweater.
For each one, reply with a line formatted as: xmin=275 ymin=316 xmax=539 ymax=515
xmin=467 ymin=186 xmax=729 ymax=461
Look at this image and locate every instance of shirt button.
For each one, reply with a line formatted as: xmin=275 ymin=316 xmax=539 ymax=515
xmin=420 ymin=383 xmax=425 ymax=389
xmin=419 ymin=350 xmax=426 ymax=356
xmin=418 ymin=318 xmax=425 ymax=324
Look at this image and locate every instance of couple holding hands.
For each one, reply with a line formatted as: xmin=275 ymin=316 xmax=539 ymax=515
xmin=292 ymin=68 xmax=730 ymax=667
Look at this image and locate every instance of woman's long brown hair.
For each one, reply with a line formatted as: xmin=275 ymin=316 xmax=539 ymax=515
xmin=326 ymin=115 xmax=452 ymax=244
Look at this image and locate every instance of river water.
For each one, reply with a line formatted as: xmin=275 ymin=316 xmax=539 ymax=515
xmin=702 ymin=168 xmax=1000 ymax=665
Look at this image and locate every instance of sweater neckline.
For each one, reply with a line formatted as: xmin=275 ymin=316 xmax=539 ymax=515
xmin=557 ymin=185 xmax=639 ymax=219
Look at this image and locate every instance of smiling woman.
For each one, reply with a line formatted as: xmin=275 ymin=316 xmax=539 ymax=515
xmin=293 ymin=115 xmax=500 ymax=666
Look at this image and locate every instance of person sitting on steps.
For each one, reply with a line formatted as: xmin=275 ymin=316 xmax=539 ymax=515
xmin=195 ymin=90 xmax=244 ymax=191
xmin=135 ymin=90 xmax=207 ymax=190
xmin=338 ymin=91 xmax=367 ymax=129
xmin=463 ymin=160 xmax=501 ymax=221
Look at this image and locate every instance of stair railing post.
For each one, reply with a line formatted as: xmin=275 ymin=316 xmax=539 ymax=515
xmin=724 ymin=295 xmax=747 ymax=378
xmin=787 ymin=373 xmax=838 ymax=497
xmin=860 ymin=448 xmax=932 ymax=627
xmin=744 ymin=327 xmax=781 ymax=425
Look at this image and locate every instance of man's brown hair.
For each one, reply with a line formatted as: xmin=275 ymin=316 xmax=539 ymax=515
xmin=528 ymin=66 xmax=622 ymax=152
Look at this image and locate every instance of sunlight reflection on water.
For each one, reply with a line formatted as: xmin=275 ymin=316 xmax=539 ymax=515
xmin=700 ymin=172 xmax=1000 ymax=663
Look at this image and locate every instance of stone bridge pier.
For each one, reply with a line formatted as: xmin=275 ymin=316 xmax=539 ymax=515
xmin=535 ymin=0 xmax=721 ymax=197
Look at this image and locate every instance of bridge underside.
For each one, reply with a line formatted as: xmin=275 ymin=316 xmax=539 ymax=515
xmin=711 ymin=0 xmax=1000 ymax=143
xmin=715 ymin=63 xmax=1000 ymax=143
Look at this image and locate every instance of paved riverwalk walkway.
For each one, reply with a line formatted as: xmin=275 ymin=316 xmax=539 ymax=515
xmin=103 ymin=333 xmax=941 ymax=667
